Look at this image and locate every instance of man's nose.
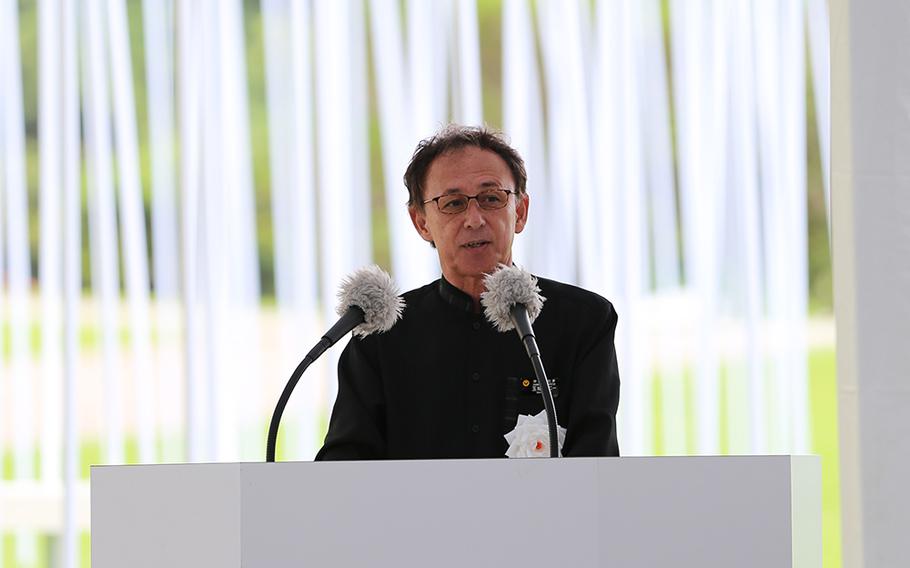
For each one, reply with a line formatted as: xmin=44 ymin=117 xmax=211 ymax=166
xmin=462 ymin=199 xmax=486 ymax=228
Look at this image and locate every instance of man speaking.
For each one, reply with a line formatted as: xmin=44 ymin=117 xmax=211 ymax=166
xmin=316 ymin=125 xmax=620 ymax=459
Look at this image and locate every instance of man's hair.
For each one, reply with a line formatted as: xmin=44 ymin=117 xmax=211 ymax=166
xmin=403 ymin=124 xmax=528 ymax=209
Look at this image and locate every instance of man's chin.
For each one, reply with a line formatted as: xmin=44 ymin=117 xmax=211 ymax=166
xmin=457 ymin=256 xmax=504 ymax=278
xmin=441 ymin=246 xmax=509 ymax=278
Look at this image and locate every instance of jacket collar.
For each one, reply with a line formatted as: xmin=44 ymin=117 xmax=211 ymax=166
xmin=437 ymin=276 xmax=476 ymax=313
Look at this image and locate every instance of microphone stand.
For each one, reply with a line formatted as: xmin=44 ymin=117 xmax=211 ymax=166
xmin=509 ymin=305 xmax=559 ymax=457
xmin=265 ymin=307 xmax=364 ymax=462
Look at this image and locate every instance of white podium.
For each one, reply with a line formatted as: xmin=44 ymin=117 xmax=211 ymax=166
xmin=91 ymin=456 xmax=820 ymax=567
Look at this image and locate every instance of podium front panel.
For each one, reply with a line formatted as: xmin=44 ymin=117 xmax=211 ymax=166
xmin=92 ymin=456 xmax=820 ymax=567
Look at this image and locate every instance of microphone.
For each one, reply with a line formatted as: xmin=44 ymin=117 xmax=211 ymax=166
xmin=266 ymin=265 xmax=405 ymax=462
xmin=481 ymin=264 xmax=559 ymax=457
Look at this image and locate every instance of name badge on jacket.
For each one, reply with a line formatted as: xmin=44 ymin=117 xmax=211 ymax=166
xmin=519 ymin=376 xmax=559 ymax=398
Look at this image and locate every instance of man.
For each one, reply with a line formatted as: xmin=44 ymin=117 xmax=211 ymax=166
xmin=316 ymin=125 xmax=620 ymax=459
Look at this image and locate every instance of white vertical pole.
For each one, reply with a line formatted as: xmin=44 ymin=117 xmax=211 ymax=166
xmin=565 ymin=0 xmax=602 ymax=292
xmin=288 ymin=0 xmax=322 ymax=458
xmin=177 ymin=0 xmax=207 ymax=462
xmin=1 ymin=0 xmax=37 ymax=563
xmin=38 ymin=0 xmax=65 ymax=489
xmin=807 ymin=0 xmax=831 ymax=225
xmin=455 ymin=0 xmax=483 ymax=125
xmin=708 ymin=0 xmax=730 ymax=456
xmin=781 ymin=0 xmax=810 ymax=454
xmin=368 ymin=0 xmax=438 ymax=291
xmin=730 ymin=0 xmax=767 ymax=454
xmin=421 ymin=0 xmax=453 ymax=130
xmin=592 ymin=0 xmax=622 ymax=298
xmin=408 ymin=0 xmax=450 ymax=137
xmin=0 ymin=94 xmax=6 ymax=568
xmin=502 ymin=0 xmax=549 ymax=273
xmin=670 ymin=0 xmax=698 ymax=454
xmin=219 ymin=2 xmax=260 ymax=307
xmin=639 ymin=0 xmax=686 ymax=455
xmin=0 ymin=22 xmax=6 ymax=563
xmin=263 ymin=0 xmax=293 ymax=310
xmin=714 ymin=1 xmax=740 ymax=453
xmin=640 ymin=0 xmax=679 ymax=293
xmin=150 ymin=2 xmax=183 ymax=457
xmin=536 ymin=0 xmax=579 ymax=283
xmin=753 ymin=0 xmax=790 ymax=453
xmin=219 ymin=0 xmax=261 ymax=460
xmin=349 ymin=0 xmax=372 ymax=270
xmin=670 ymin=0 xmax=723 ymax=454
xmin=143 ymin=0 xmax=183 ymax=462
xmin=83 ymin=0 xmax=126 ymax=466
xmin=200 ymin=0 xmax=229 ymax=461
xmin=313 ymin=0 xmax=356 ymax=410
xmin=144 ymin=0 xmax=180 ymax=302
xmin=262 ymin=0 xmax=297 ymax=457
xmin=61 ymin=0 xmax=82 ymax=564
xmin=616 ymin=0 xmax=650 ymax=455
xmin=108 ymin=0 xmax=158 ymax=464
xmin=263 ymin=0 xmax=322 ymax=459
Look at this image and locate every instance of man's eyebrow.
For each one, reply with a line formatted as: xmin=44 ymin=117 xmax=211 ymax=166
xmin=440 ymin=181 xmax=501 ymax=195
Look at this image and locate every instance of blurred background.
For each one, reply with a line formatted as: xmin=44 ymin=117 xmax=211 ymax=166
xmin=0 ymin=0 xmax=833 ymax=566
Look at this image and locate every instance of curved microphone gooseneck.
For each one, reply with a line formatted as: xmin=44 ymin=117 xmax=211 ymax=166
xmin=265 ymin=266 xmax=404 ymax=462
xmin=265 ymin=307 xmax=364 ymax=462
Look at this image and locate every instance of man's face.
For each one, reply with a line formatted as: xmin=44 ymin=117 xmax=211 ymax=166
xmin=409 ymin=146 xmax=529 ymax=286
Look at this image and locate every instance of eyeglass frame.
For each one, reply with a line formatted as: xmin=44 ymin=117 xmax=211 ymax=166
xmin=421 ymin=187 xmax=520 ymax=215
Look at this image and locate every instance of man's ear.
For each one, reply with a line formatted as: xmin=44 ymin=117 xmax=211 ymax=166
xmin=514 ymin=193 xmax=530 ymax=234
xmin=409 ymin=205 xmax=434 ymax=243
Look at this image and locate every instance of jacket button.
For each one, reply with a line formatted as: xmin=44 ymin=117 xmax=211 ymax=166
xmin=471 ymin=424 xmax=480 ymax=433
xmin=471 ymin=372 xmax=480 ymax=382
xmin=472 ymin=321 xmax=481 ymax=330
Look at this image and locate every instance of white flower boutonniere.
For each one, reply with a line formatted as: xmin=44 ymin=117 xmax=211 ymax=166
xmin=504 ymin=410 xmax=566 ymax=458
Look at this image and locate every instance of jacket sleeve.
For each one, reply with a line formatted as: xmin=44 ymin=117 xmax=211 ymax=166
xmin=561 ymin=302 xmax=621 ymax=457
xmin=314 ymin=336 xmax=387 ymax=460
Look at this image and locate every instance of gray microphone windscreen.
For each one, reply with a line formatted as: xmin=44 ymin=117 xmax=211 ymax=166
xmin=480 ymin=264 xmax=545 ymax=332
xmin=336 ymin=265 xmax=405 ymax=337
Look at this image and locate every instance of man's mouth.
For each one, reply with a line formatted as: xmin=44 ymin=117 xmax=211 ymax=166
xmin=462 ymin=240 xmax=491 ymax=249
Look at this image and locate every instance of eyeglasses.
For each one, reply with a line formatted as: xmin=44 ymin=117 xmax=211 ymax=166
xmin=422 ymin=188 xmax=519 ymax=215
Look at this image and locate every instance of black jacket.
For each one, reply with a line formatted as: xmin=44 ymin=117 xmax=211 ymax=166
xmin=315 ymin=276 xmax=620 ymax=460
